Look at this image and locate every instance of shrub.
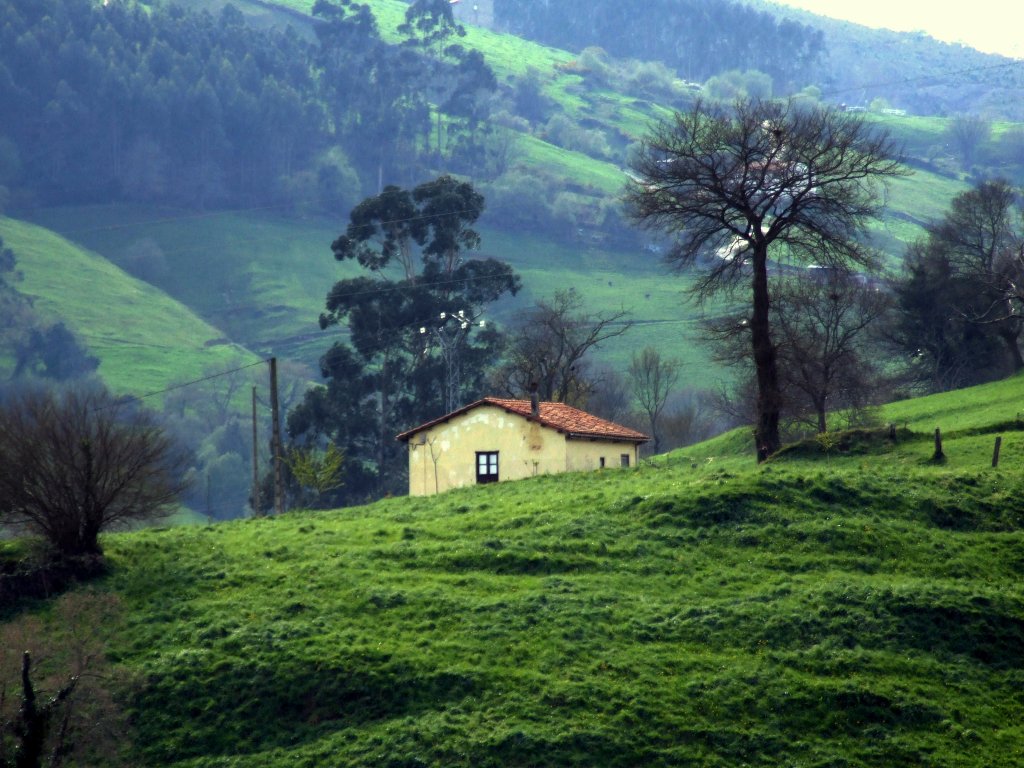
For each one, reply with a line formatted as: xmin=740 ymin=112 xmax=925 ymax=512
xmin=0 ymin=386 xmax=189 ymax=559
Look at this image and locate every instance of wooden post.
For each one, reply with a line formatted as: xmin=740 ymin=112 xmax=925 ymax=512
xmin=933 ymin=427 xmax=944 ymax=461
xmin=251 ymin=385 xmax=261 ymax=516
xmin=269 ymin=357 xmax=284 ymax=516
xmin=992 ymin=436 xmax=1002 ymax=468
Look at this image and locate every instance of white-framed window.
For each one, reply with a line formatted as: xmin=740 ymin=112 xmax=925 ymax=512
xmin=476 ymin=451 xmax=499 ymax=484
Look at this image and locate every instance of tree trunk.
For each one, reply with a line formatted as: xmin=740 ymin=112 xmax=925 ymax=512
xmin=750 ymin=246 xmax=781 ymax=461
xmin=997 ymin=326 xmax=1024 ymax=371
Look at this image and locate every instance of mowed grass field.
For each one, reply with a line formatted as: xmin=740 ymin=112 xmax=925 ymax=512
xmin=4 ymin=372 xmax=1022 ymax=766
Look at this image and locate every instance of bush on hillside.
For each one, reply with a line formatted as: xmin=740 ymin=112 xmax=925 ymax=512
xmin=0 ymin=386 xmax=189 ymax=560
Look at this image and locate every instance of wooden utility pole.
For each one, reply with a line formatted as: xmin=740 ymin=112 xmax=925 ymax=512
xmin=269 ymin=357 xmax=285 ymax=515
xmin=251 ymin=385 xmax=261 ymax=516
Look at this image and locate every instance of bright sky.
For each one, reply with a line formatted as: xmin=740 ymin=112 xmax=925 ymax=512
xmin=772 ymin=0 xmax=1023 ymax=59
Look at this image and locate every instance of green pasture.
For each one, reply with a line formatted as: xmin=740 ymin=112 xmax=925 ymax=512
xmin=883 ymin=371 xmax=1024 ymax=434
xmin=30 ymin=205 xmax=727 ymax=388
xmin=4 ymin=371 xmax=1020 ymax=766
xmin=0 ymin=216 xmax=259 ymax=398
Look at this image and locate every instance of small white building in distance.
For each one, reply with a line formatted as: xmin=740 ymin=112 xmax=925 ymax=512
xmin=397 ymin=396 xmax=649 ymax=496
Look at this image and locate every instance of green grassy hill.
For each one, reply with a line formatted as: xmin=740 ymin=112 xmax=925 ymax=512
xmin=0 ymin=216 xmax=260 ymax=398
xmin=5 ymin=374 xmax=1021 ymax=766
xmin=28 ymin=205 xmax=717 ymax=381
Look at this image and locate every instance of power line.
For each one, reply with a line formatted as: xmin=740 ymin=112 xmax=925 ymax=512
xmin=111 ymin=359 xmax=268 ymax=407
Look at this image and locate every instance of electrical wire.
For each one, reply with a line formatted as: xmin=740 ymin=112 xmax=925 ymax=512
xmin=108 ymin=358 xmax=269 ymax=407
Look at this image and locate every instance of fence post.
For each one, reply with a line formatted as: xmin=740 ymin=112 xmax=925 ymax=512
xmin=992 ymin=436 xmax=1002 ymax=468
xmin=933 ymin=428 xmax=944 ymax=461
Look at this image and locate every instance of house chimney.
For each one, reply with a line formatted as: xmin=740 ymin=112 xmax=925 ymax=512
xmin=530 ymin=382 xmax=539 ymax=418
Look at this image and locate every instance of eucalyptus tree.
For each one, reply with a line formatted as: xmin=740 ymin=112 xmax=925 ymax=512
xmin=290 ymin=178 xmax=519 ymax=501
xmin=626 ymin=97 xmax=905 ymax=460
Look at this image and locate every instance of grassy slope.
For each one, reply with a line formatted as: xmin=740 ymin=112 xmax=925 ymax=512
xmin=30 ymin=206 xmax=718 ymax=382
xmin=8 ymin=373 xmax=1011 ymax=766
xmin=0 ymin=216 xmax=259 ymax=397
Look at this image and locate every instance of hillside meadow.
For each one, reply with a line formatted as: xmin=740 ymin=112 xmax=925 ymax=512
xmin=3 ymin=373 xmax=1023 ymax=766
xmin=0 ymin=216 xmax=259 ymax=397
xmin=27 ymin=205 xmax=719 ymax=382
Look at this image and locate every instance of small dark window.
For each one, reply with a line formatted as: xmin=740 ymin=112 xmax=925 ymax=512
xmin=599 ymin=457 xmax=606 ymax=468
xmin=620 ymin=453 xmax=630 ymax=468
xmin=476 ymin=451 xmax=499 ymax=484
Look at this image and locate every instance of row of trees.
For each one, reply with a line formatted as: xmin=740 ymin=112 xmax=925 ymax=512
xmin=0 ymin=0 xmax=499 ymax=213
xmin=494 ymin=0 xmax=825 ymax=92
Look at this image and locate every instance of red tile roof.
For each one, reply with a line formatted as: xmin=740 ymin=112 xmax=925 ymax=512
xmin=396 ymin=398 xmax=649 ymax=443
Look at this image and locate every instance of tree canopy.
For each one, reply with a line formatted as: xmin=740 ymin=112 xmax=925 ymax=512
xmin=626 ymin=97 xmax=905 ymax=459
xmin=290 ymin=178 xmax=519 ymax=502
xmin=891 ymin=179 xmax=1024 ymax=389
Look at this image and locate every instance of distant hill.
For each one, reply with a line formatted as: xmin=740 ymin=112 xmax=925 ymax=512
xmin=757 ymin=0 xmax=1024 ymax=119
xmin=487 ymin=0 xmax=1024 ymax=120
xmin=0 ymin=216 xmax=258 ymax=398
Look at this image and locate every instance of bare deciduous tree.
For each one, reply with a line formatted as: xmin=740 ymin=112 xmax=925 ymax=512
xmin=628 ymin=346 xmax=681 ymax=454
xmin=626 ymin=97 xmax=905 ymax=459
xmin=772 ymin=270 xmax=893 ymax=433
xmin=706 ymin=269 xmax=892 ymax=436
xmin=928 ymin=179 xmax=1024 ymax=370
xmin=0 ymin=387 xmax=189 ymax=560
xmin=491 ymin=288 xmax=631 ymax=406
xmin=946 ymin=113 xmax=991 ymax=170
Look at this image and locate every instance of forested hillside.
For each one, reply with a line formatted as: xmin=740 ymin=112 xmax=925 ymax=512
xmin=759 ymin=2 xmax=1024 ymax=120
xmin=495 ymin=0 xmax=826 ymax=92
xmin=493 ymin=0 xmax=1024 ymax=120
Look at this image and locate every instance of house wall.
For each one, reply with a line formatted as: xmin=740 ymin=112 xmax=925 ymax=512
xmin=566 ymin=440 xmax=639 ymax=472
xmin=406 ymin=405 xmax=639 ymax=496
xmin=407 ymin=405 xmax=565 ymax=496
